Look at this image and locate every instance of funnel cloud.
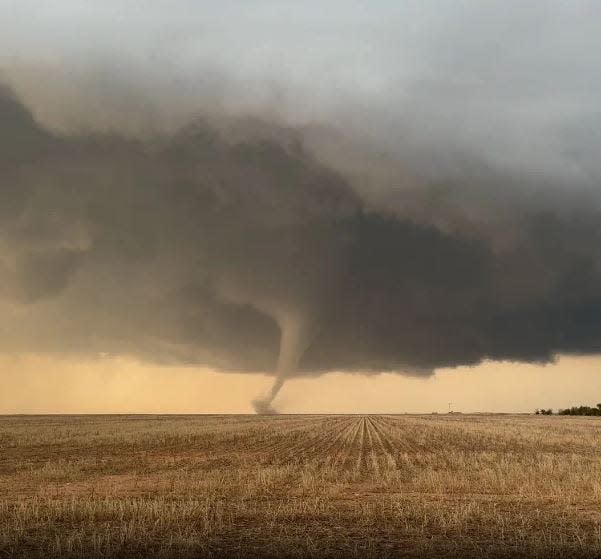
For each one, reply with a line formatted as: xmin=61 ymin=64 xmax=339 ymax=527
xmin=1 ymin=1 xmax=601 ymax=411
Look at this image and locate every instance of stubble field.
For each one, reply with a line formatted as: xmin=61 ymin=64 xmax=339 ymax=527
xmin=1 ymin=414 xmax=601 ymax=558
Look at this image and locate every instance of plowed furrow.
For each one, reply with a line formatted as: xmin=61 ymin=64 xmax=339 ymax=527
xmin=330 ymin=417 xmax=361 ymax=469
xmin=252 ymin=417 xmax=333 ymax=454
xmin=310 ymin=417 xmax=358 ymax=463
xmin=258 ymin=422 xmax=333 ymax=458
xmin=249 ymin=416 xmax=327 ymax=450
xmin=367 ymin=416 xmax=396 ymax=469
xmin=332 ymin=417 xmax=363 ymax=470
xmin=265 ymin=417 xmax=351 ymax=460
xmin=281 ymin=417 xmax=351 ymax=459
xmin=369 ymin=416 xmax=400 ymax=464
xmin=323 ymin=418 xmax=361 ymax=466
xmin=375 ymin=415 xmax=422 ymax=453
xmin=355 ymin=417 xmax=368 ymax=472
xmin=364 ymin=417 xmax=380 ymax=476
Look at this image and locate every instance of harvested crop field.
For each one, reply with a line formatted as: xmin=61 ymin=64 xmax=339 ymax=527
xmin=1 ymin=414 xmax=601 ymax=558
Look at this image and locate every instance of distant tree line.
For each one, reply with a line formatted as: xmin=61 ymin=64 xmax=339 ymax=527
xmin=535 ymin=404 xmax=601 ymax=416
xmin=558 ymin=404 xmax=601 ymax=416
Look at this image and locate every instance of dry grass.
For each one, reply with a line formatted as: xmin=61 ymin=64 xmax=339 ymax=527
xmin=1 ymin=414 xmax=601 ymax=558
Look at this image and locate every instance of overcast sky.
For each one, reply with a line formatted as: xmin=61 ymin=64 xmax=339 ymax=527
xmin=2 ymin=1 xmax=601 ymax=181
xmin=1 ymin=1 xmax=601 ymax=412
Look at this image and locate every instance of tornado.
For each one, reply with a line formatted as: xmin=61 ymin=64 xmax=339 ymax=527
xmin=253 ymin=313 xmax=313 ymax=414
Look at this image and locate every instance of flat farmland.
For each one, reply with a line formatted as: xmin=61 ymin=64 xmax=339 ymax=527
xmin=1 ymin=414 xmax=601 ymax=558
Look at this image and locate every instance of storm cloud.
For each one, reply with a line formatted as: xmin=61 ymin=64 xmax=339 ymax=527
xmin=1 ymin=1 xmax=601 ymax=410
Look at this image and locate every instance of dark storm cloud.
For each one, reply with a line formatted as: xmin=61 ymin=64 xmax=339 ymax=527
xmin=1 ymin=86 xmax=601 ymax=382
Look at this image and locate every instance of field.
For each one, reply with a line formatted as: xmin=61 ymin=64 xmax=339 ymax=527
xmin=1 ymin=414 xmax=601 ymax=558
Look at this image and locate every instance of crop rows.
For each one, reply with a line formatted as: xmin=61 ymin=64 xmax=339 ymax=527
xmin=2 ymin=414 xmax=601 ymax=558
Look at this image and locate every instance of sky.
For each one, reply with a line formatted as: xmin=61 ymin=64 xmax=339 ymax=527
xmin=1 ymin=1 xmax=601 ymax=413
xmin=2 ymin=354 xmax=601 ymax=414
